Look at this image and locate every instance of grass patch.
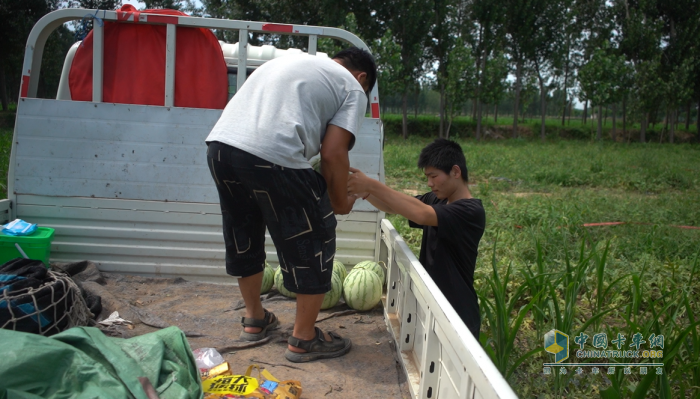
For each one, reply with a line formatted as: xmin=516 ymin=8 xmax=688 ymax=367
xmin=383 ymin=136 xmax=700 ymax=397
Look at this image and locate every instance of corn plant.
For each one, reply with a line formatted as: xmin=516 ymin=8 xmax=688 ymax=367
xmin=520 ymin=239 xmax=555 ymax=336
xmin=600 ymin=288 xmax=700 ymax=399
xmin=479 ymin=235 xmax=544 ymax=380
xmin=583 ymin=239 xmax=630 ymax=332
xmin=546 ymin=239 xmax=617 ymax=396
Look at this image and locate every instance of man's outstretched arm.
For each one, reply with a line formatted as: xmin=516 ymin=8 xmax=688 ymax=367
xmin=348 ymin=167 xmax=437 ymax=226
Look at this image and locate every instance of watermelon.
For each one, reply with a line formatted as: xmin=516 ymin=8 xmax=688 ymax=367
xmin=353 ymin=260 xmax=385 ymax=283
xmin=274 ymin=267 xmax=297 ymax=299
xmin=321 ymin=273 xmax=343 ymax=310
xmin=260 ymin=262 xmax=274 ymax=294
xmin=343 ymin=267 xmax=382 ymax=311
xmin=332 ymin=260 xmax=347 ymax=282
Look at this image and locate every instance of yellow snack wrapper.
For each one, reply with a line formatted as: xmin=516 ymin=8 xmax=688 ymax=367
xmin=202 ymin=375 xmax=259 ymax=396
xmin=201 ymin=364 xmax=302 ymax=399
xmin=201 ymin=361 xmax=233 ymax=381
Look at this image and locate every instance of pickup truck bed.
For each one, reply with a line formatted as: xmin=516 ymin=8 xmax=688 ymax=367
xmin=68 ymin=261 xmax=411 ymax=398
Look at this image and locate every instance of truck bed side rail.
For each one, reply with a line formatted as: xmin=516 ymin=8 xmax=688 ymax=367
xmin=380 ymin=219 xmax=518 ymax=399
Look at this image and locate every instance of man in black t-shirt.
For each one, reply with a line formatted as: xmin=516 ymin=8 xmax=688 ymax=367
xmin=347 ymin=138 xmax=485 ymax=338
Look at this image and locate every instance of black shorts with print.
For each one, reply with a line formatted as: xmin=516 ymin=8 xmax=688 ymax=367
xmin=206 ymin=141 xmax=336 ymax=295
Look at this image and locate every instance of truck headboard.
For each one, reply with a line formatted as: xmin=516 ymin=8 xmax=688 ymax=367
xmin=10 ymin=8 xmax=384 ymax=281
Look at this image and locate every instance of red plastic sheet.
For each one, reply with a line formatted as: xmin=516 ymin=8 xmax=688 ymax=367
xmin=69 ymin=4 xmax=228 ymax=109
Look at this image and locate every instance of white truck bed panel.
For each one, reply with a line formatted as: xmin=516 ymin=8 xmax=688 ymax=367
xmin=13 ymin=99 xmax=382 ymax=211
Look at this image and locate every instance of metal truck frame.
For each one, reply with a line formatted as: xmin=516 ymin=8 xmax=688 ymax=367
xmin=8 ymin=9 xmax=517 ymax=398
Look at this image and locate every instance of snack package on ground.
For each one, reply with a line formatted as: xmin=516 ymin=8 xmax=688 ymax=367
xmin=200 ymin=361 xmax=233 ymax=381
xmin=193 ymin=347 xmax=225 ymax=371
xmin=201 ymin=364 xmax=302 ymax=399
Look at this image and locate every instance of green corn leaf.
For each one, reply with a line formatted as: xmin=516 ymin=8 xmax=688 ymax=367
xmin=507 ymin=347 xmax=545 ymax=380
xmin=600 ymin=386 xmax=622 ymax=399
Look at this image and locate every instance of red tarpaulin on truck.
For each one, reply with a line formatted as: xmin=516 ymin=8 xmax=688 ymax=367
xmin=69 ymin=5 xmax=228 ymax=109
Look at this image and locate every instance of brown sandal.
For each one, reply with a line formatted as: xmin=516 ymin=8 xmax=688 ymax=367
xmin=285 ymin=327 xmax=352 ymax=363
xmin=239 ymin=309 xmax=279 ymax=341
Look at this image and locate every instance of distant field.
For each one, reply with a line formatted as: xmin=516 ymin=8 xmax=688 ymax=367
xmin=383 ymin=136 xmax=700 ymax=397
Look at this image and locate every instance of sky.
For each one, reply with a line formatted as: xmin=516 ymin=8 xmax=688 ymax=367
xmin=121 ymin=0 xmax=145 ymax=7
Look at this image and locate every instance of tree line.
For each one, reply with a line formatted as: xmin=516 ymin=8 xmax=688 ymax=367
xmin=2 ymin=0 xmax=699 ymax=143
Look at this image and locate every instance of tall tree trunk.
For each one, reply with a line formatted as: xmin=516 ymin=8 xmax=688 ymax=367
xmin=475 ymin=54 xmax=485 ymax=140
xmin=402 ymin=92 xmax=409 ymax=140
xmin=611 ymin=103 xmax=617 ymax=141
xmin=561 ymin=99 xmax=567 ymax=126
xmin=583 ymin=100 xmax=588 ymax=125
xmin=685 ymin=102 xmax=691 ymax=131
xmin=622 ymin=96 xmax=627 ymax=137
xmin=669 ymin=109 xmax=675 ymax=144
xmin=640 ymin=112 xmax=647 ymax=142
xmin=476 ymin=102 xmax=483 ymax=140
xmin=561 ymin=54 xmax=569 ymax=126
xmin=414 ymin=86 xmax=420 ymax=118
xmin=604 ymin=106 xmax=608 ymax=127
xmin=494 ymin=104 xmax=498 ymax=123
xmin=439 ymin=82 xmax=446 ymax=138
xmin=597 ymin=105 xmax=603 ymax=141
xmin=697 ymin=100 xmax=700 ymax=142
xmin=537 ymin=73 xmax=546 ymax=141
xmin=472 ymin=39 xmax=482 ymax=121
xmin=568 ymin=101 xmax=572 ymax=125
xmin=0 ymin=63 xmax=8 ymax=111
xmin=446 ymin=101 xmax=454 ymax=139
xmin=512 ymin=61 xmax=521 ymax=138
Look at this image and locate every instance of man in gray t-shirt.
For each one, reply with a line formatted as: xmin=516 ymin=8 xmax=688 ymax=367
xmin=205 ymin=47 xmax=377 ymax=363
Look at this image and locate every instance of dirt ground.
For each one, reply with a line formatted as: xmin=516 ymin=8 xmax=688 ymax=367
xmin=67 ymin=262 xmax=411 ymax=399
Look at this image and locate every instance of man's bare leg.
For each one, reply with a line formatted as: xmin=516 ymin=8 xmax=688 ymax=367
xmin=238 ymin=271 xmax=265 ymax=333
xmin=288 ymin=293 xmax=332 ymax=352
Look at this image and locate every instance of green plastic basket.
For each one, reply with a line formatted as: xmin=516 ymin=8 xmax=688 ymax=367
xmin=0 ymin=227 xmax=55 ymax=267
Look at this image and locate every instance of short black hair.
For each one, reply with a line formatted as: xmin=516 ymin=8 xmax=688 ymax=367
xmin=332 ymin=47 xmax=377 ymax=94
xmin=417 ymin=138 xmax=469 ymax=182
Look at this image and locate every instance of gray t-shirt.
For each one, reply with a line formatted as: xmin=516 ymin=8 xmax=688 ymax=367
xmin=206 ymin=54 xmax=367 ymax=169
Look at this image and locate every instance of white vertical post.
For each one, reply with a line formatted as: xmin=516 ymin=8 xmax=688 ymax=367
xmin=399 ymin=277 xmax=417 ymax=352
xmin=308 ymin=34 xmax=317 ymax=55
xmin=237 ymin=29 xmax=248 ymax=91
xmin=385 ymin=236 xmax=400 ymax=314
xmin=92 ymin=22 xmax=104 ymax=103
xmin=165 ymin=23 xmax=177 ymax=107
xmin=419 ymin=312 xmax=440 ymax=398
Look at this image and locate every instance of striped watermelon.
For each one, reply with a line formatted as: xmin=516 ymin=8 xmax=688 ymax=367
xmin=321 ymin=273 xmax=343 ymax=310
xmin=353 ymin=260 xmax=385 ymax=283
xmin=343 ymin=268 xmax=382 ymax=311
xmin=274 ymin=267 xmax=297 ymax=299
xmin=260 ymin=262 xmax=274 ymax=294
xmin=332 ymin=260 xmax=348 ymax=282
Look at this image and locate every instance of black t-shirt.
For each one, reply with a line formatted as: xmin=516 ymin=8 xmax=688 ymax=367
xmin=408 ymin=192 xmax=486 ymax=338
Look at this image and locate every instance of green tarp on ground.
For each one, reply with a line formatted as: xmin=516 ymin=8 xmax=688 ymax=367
xmin=0 ymin=326 xmax=202 ymax=399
